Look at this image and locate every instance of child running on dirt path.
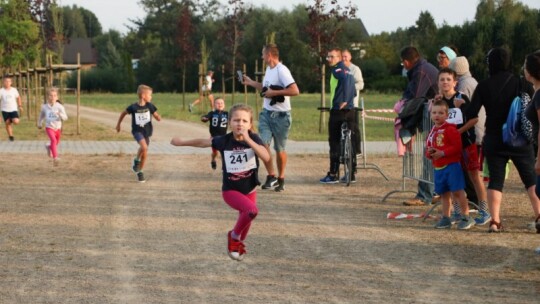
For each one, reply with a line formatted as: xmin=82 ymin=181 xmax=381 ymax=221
xmin=116 ymin=84 xmax=161 ymax=183
xmin=171 ymin=104 xmax=270 ymax=261
xmin=38 ymin=87 xmax=67 ymax=165
xmin=426 ymin=100 xmax=475 ymax=230
xmin=0 ymin=76 xmax=23 ymax=141
xmin=200 ymin=97 xmax=228 ymax=170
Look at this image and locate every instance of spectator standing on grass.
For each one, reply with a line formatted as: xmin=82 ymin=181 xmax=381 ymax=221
xmin=190 ymin=70 xmax=215 ymax=113
xmin=319 ymin=48 xmax=358 ymax=184
xmin=427 ymin=100 xmax=475 ymax=230
xmin=463 ymin=47 xmax=540 ymax=232
xmin=171 ymin=104 xmax=270 ymax=261
xmin=400 ymin=46 xmax=439 ymax=206
xmin=436 ymin=46 xmax=457 ymax=69
xmin=38 ymin=87 xmax=67 ymax=165
xmin=342 ymin=49 xmax=364 ymax=156
xmin=201 ymin=97 xmax=228 ymax=170
xmin=241 ymin=44 xmax=300 ymax=192
xmin=116 ymin=84 xmax=161 ymax=183
xmin=0 ymin=76 xmax=23 ymax=141
xmin=434 ymin=68 xmax=490 ymax=225
xmin=523 ymin=50 xmax=540 ymax=233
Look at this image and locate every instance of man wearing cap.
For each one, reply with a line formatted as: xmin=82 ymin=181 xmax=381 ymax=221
xmin=437 ymin=46 xmax=457 ymax=69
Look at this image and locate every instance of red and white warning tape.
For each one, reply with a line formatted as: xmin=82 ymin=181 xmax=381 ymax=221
xmin=386 ymin=212 xmax=436 ymax=220
xmin=364 ymin=109 xmax=394 ymax=113
xmin=364 ymin=115 xmax=395 ymax=123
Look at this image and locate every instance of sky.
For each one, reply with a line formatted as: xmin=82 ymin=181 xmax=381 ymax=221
xmin=59 ymin=0 xmax=540 ymax=35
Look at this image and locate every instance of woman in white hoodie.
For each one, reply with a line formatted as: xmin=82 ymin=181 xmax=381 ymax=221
xmin=38 ymin=87 xmax=67 ymax=163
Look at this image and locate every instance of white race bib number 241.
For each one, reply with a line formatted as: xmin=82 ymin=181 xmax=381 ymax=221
xmin=224 ymin=149 xmax=256 ymax=173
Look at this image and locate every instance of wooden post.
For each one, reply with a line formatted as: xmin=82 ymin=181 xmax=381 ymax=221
xmin=197 ymin=64 xmax=203 ymax=113
xmin=254 ymin=60 xmax=259 ymax=115
xmin=48 ymin=55 xmax=53 ymax=87
xmin=77 ymin=53 xmax=81 ymax=135
xmin=242 ymin=63 xmax=247 ymax=104
xmin=221 ymin=65 xmax=225 ymax=100
xmin=26 ymin=63 xmax=32 ymax=119
xmin=34 ymin=65 xmax=39 ymax=124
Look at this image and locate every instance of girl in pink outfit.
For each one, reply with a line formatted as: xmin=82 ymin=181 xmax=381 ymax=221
xmin=171 ymin=104 xmax=270 ymax=261
xmin=38 ymin=87 xmax=67 ymax=164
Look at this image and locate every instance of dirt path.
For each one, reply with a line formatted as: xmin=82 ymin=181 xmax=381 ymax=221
xmin=1 ymin=153 xmax=539 ymax=303
xmin=64 ymin=103 xmax=209 ymax=142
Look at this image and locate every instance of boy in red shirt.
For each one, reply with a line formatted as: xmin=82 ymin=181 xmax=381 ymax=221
xmin=427 ymin=100 xmax=475 ymax=229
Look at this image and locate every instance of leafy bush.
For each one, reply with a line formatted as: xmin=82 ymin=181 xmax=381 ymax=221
xmin=368 ymin=76 xmax=407 ymax=93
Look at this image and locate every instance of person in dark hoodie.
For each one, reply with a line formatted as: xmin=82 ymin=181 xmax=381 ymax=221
xmin=400 ymin=46 xmax=440 ymax=206
xmin=463 ymin=47 xmax=540 ymax=233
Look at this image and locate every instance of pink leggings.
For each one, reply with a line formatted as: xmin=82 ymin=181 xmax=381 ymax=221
xmin=222 ymin=190 xmax=258 ymax=241
xmin=46 ymin=128 xmax=62 ymax=159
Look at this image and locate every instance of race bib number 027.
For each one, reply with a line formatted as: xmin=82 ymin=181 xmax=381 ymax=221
xmin=224 ymin=149 xmax=256 ymax=173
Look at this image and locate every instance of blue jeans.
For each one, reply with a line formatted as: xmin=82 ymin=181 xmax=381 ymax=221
xmin=417 ymin=181 xmax=434 ymax=203
xmin=258 ymin=109 xmax=291 ymax=152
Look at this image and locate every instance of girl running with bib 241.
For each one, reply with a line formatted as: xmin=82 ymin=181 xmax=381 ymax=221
xmin=171 ymin=104 xmax=270 ymax=261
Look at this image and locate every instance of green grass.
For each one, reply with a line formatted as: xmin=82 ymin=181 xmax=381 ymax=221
xmin=61 ymin=91 xmax=401 ymax=141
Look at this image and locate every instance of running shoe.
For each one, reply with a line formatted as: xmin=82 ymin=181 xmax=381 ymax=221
xmin=262 ymin=175 xmax=278 ymax=189
xmin=137 ymin=171 xmax=146 ymax=183
xmin=474 ymin=210 xmax=492 ymax=225
xmin=227 ymin=231 xmax=246 ymax=261
xmin=457 ymin=215 xmax=475 ymax=230
xmin=211 ymin=161 xmax=217 ymax=170
xmin=435 ymin=216 xmax=452 ymax=229
xmin=320 ymin=173 xmax=339 ymax=184
xmin=274 ymin=178 xmax=285 ymax=192
xmin=450 ymin=211 xmax=462 ymax=224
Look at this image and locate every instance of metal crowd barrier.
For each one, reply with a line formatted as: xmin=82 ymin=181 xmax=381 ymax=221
xmin=382 ymin=101 xmax=433 ymax=202
xmin=357 ymin=97 xmax=389 ymax=180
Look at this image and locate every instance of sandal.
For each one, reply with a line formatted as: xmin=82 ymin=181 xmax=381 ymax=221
xmin=535 ymin=215 xmax=540 ymax=234
xmin=488 ymin=220 xmax=504 ymax=233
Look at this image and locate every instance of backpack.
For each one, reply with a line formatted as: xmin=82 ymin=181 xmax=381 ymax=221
xmin=502 ymin=92 xmax=532 ymax=147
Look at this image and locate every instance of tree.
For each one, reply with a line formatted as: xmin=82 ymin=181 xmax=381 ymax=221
xmin=62 ymin=5 xmax=87 ymax=38
xmin=175 ymin=2 xmax=196 ymax=108
xmin=0 ymin=0 xmax=40 ymax=69
xmin=304 ymin=0 xmax=357 ymax=65
xmin=220 ymin=0 xmax=249 ymax=102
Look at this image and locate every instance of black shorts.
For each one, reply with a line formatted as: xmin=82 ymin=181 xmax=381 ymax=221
xmin=2 ymin=111 xmax=19 ymax=122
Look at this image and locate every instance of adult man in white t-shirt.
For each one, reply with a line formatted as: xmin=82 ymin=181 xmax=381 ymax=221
xmin=242 ymin=44 xmax=300 ymax=192
xmin=0 ymin=76 xmax=22 ymax=141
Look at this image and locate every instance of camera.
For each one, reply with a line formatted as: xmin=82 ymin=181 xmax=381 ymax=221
xmin=261 ymin=85 xmax=285 ymax=105
xmin=236 ymin=70 xmax=243 ymax=83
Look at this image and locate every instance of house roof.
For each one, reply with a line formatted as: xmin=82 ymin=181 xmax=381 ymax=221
xmin=62 ymin=38 xmax=97 ymax=65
